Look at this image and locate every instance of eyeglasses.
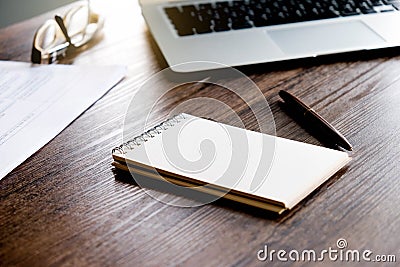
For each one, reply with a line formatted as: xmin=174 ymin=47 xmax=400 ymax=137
xmin=31 ymin=1 xmax=104 ymax=64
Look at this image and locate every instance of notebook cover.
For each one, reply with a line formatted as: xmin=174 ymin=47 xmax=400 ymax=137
xmin=113 ymin=113 xmax=350 ymax=212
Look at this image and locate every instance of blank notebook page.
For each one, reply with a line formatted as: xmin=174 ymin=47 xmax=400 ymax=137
xmin=121 ymin=114 xmax=350 ymax=209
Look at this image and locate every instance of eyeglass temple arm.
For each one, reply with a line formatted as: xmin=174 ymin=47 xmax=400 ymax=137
xmin=55 ymin=15 xmax=74 ymax=46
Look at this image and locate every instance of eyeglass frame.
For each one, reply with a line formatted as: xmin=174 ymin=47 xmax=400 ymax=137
xmin=31 ymin=2 xmax=104 ymax=64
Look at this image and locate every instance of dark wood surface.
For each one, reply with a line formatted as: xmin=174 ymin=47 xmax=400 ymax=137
xmin=1 ymin=0 xmax=399 ymax=266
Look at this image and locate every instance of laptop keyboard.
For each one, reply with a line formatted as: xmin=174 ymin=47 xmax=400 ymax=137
xmin=164 ymin=0 xmax=400 ymax=36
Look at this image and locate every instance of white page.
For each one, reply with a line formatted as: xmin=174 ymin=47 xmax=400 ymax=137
xmin=119 ymin=114 xmax=350 ymax=209
xmin=0 ymin=61 xmax=126 ymax=180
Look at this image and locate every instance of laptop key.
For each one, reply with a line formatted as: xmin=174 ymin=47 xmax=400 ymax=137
xmin=176 ymin=27 xmax=195 ymax=36
xmin=370 ymin=0 xmax=384 ymax=5
xmin=341 ymin=10 xmax=361 ymax=16
xmin=253 ymin=14 xmax=269 ymax=27
xmin=164 ymin=7 xmax=195 ymax=36
xmin=231 ymin=18 xmax=252 ymax=29
xmin=213 ymin=17 xmax=231 ymax=32
xmin=194 ymin=17 xmax=213 ymax=34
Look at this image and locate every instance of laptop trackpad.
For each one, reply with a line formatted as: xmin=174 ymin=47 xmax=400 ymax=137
xmin=267 ymin=21 xmax=386 ymax=55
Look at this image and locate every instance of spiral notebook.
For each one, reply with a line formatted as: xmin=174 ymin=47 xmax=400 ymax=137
xmin=112 ymin=113 xmax=350 ymax=214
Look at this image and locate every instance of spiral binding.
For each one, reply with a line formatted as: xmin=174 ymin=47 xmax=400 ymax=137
xmin=112 ymin=113 xmax=187 ymax=154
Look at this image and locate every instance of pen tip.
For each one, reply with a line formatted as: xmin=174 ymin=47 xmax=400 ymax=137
xmin=343 ymin=144 xmax=353 ymax=151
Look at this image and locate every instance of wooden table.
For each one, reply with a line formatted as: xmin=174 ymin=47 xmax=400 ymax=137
xmin=1 ymin=0 xmax=399 ymax=266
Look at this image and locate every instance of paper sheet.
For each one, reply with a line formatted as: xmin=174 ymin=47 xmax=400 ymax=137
xmin=0 ymin=61 xmax=126 ymax=180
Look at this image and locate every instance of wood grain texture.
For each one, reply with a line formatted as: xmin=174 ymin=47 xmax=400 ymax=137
xmin=1 ymin=0 xmax=400 ymax=266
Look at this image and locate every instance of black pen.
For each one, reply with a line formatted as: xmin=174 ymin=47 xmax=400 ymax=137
xmin=279 ymin=90 xmax=353 ymax=151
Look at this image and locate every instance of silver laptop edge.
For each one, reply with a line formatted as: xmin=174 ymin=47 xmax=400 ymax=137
xmin=140 ymin=0 xmax=400 ymax=72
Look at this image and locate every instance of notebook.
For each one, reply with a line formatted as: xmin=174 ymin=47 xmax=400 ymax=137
xmin=112 ymin=113 xmax=350 ymax=214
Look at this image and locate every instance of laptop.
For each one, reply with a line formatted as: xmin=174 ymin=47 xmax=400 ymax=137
xmin=139 ymin=0 xmax=400 ymax=72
